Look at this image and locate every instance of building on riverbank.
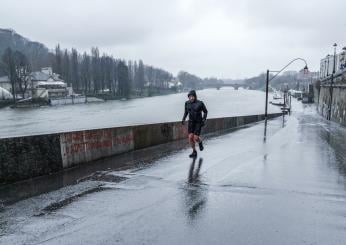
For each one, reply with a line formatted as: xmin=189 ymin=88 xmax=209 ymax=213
xmin=31 ymin=67 xmax=69 ymax=99
xmin=0 ymin=67 xmax=69 ymax=100
xmin=319 ymin=50 xmax=346 ymax=79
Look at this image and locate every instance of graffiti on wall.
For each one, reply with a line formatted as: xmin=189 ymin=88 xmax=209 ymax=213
xmin=60 ymin=128 xmax=134 ymax=168
xmin=61 ymin=128 xmax=134 ymax=158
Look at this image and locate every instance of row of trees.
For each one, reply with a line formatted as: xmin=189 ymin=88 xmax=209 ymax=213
xmin=177 ymin=71 xmax=226 ymax=89
xmin=177 ymin=71 xmax=204 ymax=89
xmin=0 ymin=45 xmax=175 ymax=100
xmin=52 ymin=45 xmax=174 ymax=98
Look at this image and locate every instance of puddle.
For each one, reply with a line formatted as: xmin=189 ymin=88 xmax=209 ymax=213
xmin=36 ymin=186 xmax=108 ymax=216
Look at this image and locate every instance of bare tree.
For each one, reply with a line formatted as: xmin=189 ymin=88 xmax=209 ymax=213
xmin=117 ymin=60 xmax=130 ymax=98
xmin=70 ymin=48 xmax=80 ymax=91
xmin=1 ymin=48 xmax=31 ymax=101
xmin=14 ymin=51 xmax=31 ymax=98
xmin=54 ymin=44 xmax=62 ymax=75
xmin=81 ymin=52 xmax=91 ymax=94
xmin=1 ymin=47 xmax=17 ymax=102
xmin=62 ymin=49 xmax=71 ymax=86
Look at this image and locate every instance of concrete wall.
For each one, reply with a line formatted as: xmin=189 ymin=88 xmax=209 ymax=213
xmin=315 ymin=73 xmax=346 ymax=126
xmin=0 ymin=113 xmax=281 ymax=184
xmin=317 ymin=85 xmax=346 ymax=126
xmin=0 ymin=134 xmax=62 ymax=183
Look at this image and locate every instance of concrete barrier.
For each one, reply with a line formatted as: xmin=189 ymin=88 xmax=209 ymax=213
xmin=317 ymin=85 xmax=346 ymax=126
xmin=315 ymin=73 xmax=346 ymax=126
xmin=0 ymin=113 xmax=281 ymax=184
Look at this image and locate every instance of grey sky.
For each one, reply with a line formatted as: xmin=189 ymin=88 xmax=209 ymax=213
xmin=1 ymin=0 xmax=345 ymax=78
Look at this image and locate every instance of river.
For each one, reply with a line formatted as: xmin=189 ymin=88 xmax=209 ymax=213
xmin=0 ymin=88 xmax=280 ymax=138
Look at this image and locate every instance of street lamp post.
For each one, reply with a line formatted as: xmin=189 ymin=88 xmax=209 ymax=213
xmin=328 ymin=43 xmax=337 ymax=120
xmin=264 ymin=58 xmax=309 ymax=119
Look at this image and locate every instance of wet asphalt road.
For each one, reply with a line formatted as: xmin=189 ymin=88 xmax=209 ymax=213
xmin=1 ymin=104 xmax=346 ymax=244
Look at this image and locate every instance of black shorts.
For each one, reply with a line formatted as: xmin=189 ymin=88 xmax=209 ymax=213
xmin=188 ymin=121 xmax=202 ymax=136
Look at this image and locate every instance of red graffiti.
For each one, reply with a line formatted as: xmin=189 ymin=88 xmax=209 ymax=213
xmin=63 ymin=130 xmax=133 ymax=156
xmin=85 ymin=130 xmax=99 ymax=140
xmin=72 ymin=131 xmax=84 ymax=141
xmin=114 ymin=134 xmax=133 ymax=145
xmin=85 ymin=139 xmax=112 ymax=150
xmin=103 ymin=130 xmax=112 ymax=139
xmin=65 ymin=142 xmax=84 ymax=155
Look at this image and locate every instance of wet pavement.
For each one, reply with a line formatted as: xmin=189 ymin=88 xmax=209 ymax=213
xmin=1 ymin=103 xmax=346 ymax=244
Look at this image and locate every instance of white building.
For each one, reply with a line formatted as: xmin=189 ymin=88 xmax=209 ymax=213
xmin=30 ymin=67 xmax=68 ymax=98
xmin=320 ymin=50 xmax=346 ymax=79
xmin=30 ymin=67 xmax=63 ymax=88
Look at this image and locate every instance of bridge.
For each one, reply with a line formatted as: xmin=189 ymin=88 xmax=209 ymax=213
xmin=205 ymin=83 xmax=244 ymax=90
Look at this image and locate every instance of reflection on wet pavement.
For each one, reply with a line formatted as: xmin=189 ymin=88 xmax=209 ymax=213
xmin=184 ymin=158 xmax=208 ymax=223
xmin=188 ymin=157 xmax=203 ymax=184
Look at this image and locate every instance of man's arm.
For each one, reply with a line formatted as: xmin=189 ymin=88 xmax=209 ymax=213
xmin=182 ymin=102 xmax=188 ymax=123
xmin=202 ymin=102 xmax=208 ymax=121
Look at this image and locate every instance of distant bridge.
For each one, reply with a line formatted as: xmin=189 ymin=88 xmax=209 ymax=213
xmin=205 ymin=84 xmax=244 ymax=90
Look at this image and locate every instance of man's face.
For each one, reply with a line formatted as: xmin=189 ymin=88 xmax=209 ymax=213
xmin=189 ymin=95 xmax=195 ymax=102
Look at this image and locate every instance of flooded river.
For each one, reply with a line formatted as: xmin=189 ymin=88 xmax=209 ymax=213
xmin=0 ymin=88 xmax=280 ymax=138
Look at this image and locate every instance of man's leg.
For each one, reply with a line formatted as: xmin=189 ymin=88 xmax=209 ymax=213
xmin=188 ymin=133 xmax=197 ymax=157
xmin=194 ymin=123 xmax=204 ymax=151
xmin=194 ymin=135 xmax=204 ymax=151
xmin=189 ymin=133 xmax=196 ymax=150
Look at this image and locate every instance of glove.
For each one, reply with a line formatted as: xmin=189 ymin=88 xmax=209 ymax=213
xmin=181 ymin=120 xmax=185 ymax=125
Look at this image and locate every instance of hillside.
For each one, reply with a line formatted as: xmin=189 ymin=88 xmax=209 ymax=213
xmin=0 ymin=28 xmax=51 ymax=75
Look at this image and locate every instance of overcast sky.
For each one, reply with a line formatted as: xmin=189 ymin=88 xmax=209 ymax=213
xmin=1 ymin=0 xmax=345 ymax=78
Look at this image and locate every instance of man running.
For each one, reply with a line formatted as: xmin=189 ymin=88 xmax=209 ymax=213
xmin=182 ymin=90 xmax=208 ymax=158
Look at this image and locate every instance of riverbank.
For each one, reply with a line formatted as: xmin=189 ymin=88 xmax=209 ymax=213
xmin=92 ymin=87 xmax=180 ymax=101
xmin=0 ymin=100 xmax=12 ymax=108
